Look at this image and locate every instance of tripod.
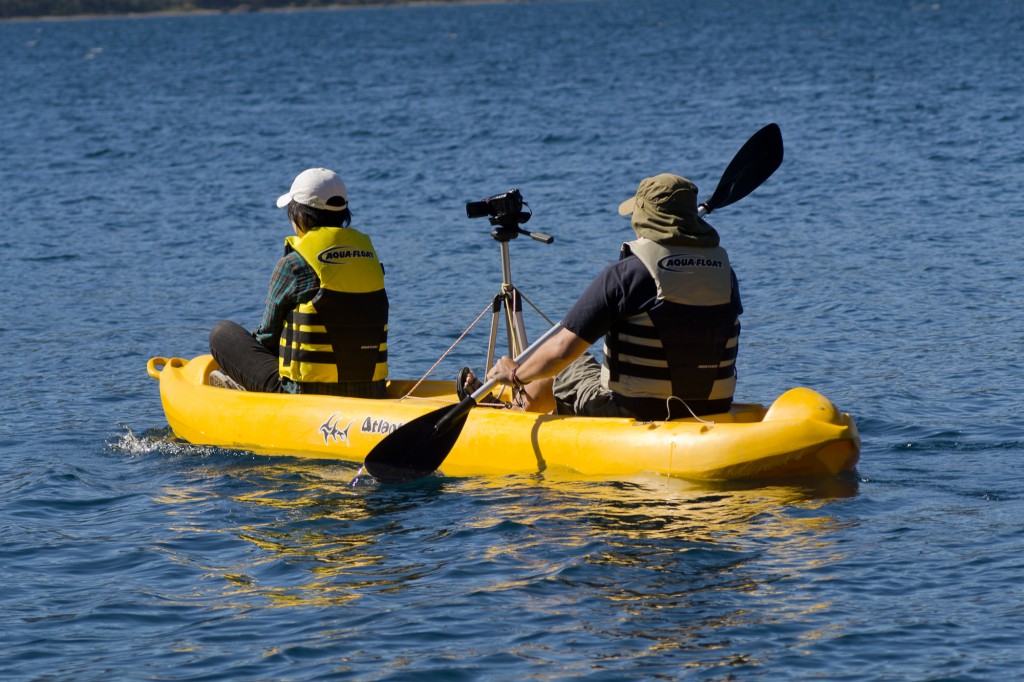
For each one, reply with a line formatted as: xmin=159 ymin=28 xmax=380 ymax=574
xmin=480 ymin=211 xmax=555 ymax=375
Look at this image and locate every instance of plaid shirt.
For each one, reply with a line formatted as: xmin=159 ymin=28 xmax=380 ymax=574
xmin=253 ymin=248 xmax=387 ymax=398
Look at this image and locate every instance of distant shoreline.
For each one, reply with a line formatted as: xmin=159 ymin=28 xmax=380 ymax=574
xmin=1 ymin=0 xmax=516 ymax=24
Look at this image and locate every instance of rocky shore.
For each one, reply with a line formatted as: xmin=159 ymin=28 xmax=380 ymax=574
xmin=1 ymin=0 xmax=501 ymax=21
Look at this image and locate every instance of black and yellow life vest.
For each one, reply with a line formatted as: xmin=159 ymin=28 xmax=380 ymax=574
xmin=602 ymin=238 xmax=740 ymax=405
xmin=278 ymin=227 xmax=389 ymax=385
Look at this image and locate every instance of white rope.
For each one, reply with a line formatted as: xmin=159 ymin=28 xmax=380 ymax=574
xmin=665 ymin=396 xmax=716 ymax=426
xmin=400 ymin=302 xmax=493 ymax=401
xmin=518 ymin=289 xmax=556 ymax=327
xmin=395 ymin=394 xmax=456 ymax=405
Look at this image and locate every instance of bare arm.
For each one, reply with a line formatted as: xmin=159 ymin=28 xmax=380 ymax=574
xmin=486 ymin=327 xmax=592 ymax=387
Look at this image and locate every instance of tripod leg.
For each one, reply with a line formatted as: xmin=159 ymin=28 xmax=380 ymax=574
xmin=485 ymin=293 xmax=502 ymax=372
xmin=504 ymin=286 xmax=529 ymax=357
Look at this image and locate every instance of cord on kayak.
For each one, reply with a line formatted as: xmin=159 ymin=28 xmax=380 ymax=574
xmin=401 ymin=301 xmax=492 ymax=401
xmin=665 ymin=396 xmax=716 ymax=427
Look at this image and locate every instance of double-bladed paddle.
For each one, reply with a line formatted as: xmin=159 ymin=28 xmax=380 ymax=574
xmin=364 ymin=123 xmax=784 ymax=483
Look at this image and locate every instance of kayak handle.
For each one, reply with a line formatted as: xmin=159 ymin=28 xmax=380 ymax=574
xmin=147 ymin=356 xmax=186 ymax=379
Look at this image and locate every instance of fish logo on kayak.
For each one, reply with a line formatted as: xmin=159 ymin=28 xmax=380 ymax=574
xmin=657 ymin=254 xmax=724 ymax=271
xmin=319 ymin=413 xmax=353 ymax=446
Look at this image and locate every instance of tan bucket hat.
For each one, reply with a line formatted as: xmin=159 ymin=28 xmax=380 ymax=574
xmin=618 ymin=173 xmax=718 ymax=246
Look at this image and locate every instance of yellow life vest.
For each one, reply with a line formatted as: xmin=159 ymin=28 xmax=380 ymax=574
xmin=278 ymin=227 xmax=389 ymax=385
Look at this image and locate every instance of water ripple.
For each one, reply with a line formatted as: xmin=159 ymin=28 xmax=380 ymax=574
xmin=3 ymin=0 xmax=1024 ymax=679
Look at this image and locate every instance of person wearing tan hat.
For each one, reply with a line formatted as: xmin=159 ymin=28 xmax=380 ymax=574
xmin=208 ymin=168 xmax=389 ymax=397
xmin=481 ymin=173 xmax=742 ymax=420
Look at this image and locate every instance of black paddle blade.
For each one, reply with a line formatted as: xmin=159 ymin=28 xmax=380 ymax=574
xmin=704 ymin=123 xmax=784 ymax=214
xmin=363 ymin=401 xmax=472 ymax=483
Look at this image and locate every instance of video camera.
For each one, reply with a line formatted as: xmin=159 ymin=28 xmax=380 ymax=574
xmin=465 ymin=188 xmax=530 ymax=225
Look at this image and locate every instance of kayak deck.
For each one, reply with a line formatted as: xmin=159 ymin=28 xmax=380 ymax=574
xmin=147 ymin=355 xmax=860 ymax=481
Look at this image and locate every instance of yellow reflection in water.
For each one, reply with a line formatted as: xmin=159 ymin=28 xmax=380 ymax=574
xmin=156 ymin=455 xmax=859 ymax=618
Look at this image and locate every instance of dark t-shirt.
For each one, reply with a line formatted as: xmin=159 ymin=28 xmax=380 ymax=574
xmin=562 ymin=255 xmax=743 ymax=345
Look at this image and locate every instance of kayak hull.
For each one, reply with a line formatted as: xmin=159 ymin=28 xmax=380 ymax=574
xmin=147 ymin=355 xmax=860 ymax=481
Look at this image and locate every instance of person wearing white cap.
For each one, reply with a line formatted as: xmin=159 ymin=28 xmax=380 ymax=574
xmin=478 ymin=173 xmax=743 ymax=420
xmin=208 ymin=168 xmax=389 ymax=397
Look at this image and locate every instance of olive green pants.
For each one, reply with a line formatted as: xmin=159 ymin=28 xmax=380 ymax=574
xmin=552 ymin=354 xmax=636 ymax=418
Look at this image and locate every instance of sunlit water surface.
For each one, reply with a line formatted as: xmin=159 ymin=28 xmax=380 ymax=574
xmin=2 ymin=0 xmax=1023 ymax=679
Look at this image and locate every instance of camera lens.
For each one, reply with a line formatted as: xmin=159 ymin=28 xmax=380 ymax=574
xmin=466 ymin=200 xmax=490 ymax=219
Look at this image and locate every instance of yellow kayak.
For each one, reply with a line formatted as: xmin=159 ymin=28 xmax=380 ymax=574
xmin=147 ymin=354 xmax=859 ymax=481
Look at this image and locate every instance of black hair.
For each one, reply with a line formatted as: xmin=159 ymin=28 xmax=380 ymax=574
xmin=287 ymin=198 xmax=351 ymax=232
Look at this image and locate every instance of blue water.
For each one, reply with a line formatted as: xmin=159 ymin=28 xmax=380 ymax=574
xmin=2 ymin=0 xmax=1023 ymax=678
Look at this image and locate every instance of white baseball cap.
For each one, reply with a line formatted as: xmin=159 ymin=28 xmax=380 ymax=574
xmin=276 ymin=168 xmax=348 ymax=211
